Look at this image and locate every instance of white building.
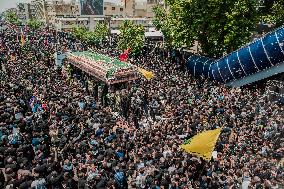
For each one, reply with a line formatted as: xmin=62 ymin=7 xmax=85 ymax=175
xmin=30 ymin=0 xmax=79 ymax=25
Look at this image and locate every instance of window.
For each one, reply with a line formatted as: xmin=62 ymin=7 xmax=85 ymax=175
xmin=120 ymin=8 xmax=123 ymax=11
xmin=104 ymin=7 xmax=107 ymax=10
xmin=112 ymin=7 xmax=115 ymax=10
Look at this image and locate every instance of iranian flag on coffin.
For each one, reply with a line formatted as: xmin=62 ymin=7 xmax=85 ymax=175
xmin=119 ymin=48 xmax=131 ymax=62
xmin=66 ymin=51 xmax=139 ymax=84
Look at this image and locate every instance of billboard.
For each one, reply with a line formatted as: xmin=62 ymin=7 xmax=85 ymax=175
xmin=80 ymin=0 xmax=104 ymax=16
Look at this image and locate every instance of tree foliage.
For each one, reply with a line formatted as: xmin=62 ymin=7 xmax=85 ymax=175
xmin=27 ymin=19 xmax=43 ymax=30
xmin=71 ymin=23 xmax=109 ymax=46
xmin=93 ymin=22 xmax=109 ymax=43
xmin=152 ymin=5 xmax=173 ymax=47
xmin=261 ymin=0 xmax=284 ymax=28
xmin=71 ymin=25 xmax=88 ymax=41
xmin=271 ymin=1 xmax=284 ymax=27
xmin=153 ymin=0 xmax=261 ymax=58
xmin=4 ymin=11 xmax=22 ymax=26
xmin=117 ymin=20 xmax=145 ymax=54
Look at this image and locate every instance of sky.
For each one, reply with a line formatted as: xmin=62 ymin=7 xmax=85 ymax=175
xmin=0 ymin=0 xmax=31 ymax=12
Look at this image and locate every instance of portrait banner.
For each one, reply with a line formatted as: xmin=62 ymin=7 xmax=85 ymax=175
xmin=80 ymin=0 xmax=104 ymax=16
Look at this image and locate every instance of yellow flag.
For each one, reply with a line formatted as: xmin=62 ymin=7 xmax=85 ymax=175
xmin=138 ymin=68 xmax=154 ymax=80
xmin=10 ymin=55 xmax=16 ymax=61
xmin=180 ymin=128 xmax=221 ymax=161
xmin=20 ymin=29 xmax=25 ymax=47
xmin=21 ymin=35 xmax=25 ymax=47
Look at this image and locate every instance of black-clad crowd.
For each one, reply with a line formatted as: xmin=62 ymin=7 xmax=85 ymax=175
xmin=0 ymin=24 xmax=283 ymax=189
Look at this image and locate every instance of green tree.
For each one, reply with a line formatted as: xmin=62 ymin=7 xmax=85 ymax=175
xmin=4 ymin=11 xmax=22 ymax=25
xmin=27 ymin=19 xmax=43 ymax=30
xmin=261 ymin=0 xmax=284 ymax=28
xmin=93 ymin=22 xmax=109 ymax=44
xmin=71 ymin=25 xmax=89 ymax=41
xmin=153 ymin=0 xmax=260 ymax=58
xmin=71 ymin=25 xmax=101 ymax=45
xmin=258 ymin=0 xmax=276 ymax=15
xmin=271 ymin=1 xmax=284 ymax=27
xmin=117 ymin=20 xmax=145 ymax=54
xmin=84 ymin=31 xmax=99 ymax=45
xmin=152 ymin=5 xmax=173 ymax=47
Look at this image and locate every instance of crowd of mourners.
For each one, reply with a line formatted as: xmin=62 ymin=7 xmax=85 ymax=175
xmin=0 ymin=23 xmax=283 ymax=189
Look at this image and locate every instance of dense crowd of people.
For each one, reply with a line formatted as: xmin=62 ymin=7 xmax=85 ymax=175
xmin=0 ymin=24 xmax=283 ymax=189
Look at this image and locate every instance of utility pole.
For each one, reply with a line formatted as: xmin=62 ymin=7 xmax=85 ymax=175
xmin=133 ymin=0 xmax=135 ymax=17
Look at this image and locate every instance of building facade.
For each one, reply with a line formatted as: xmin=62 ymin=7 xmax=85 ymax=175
xmin=103 ymin=0 xmax=159 ymax=18
xmin=104 ymin=2 xmax=125 ymax=17
xmin=21 ymin=0 xmax=160 ymax=26
xmin=135 ymin=2 xmax=147 ymax=17
xmin=103 ymin=0 xmax=136 ymax=17
xmin=30 ymin=0 xmax=79 ymax=25
xmin=30 ymin=0 xmax=47 ymax=22
xmin=52 ymin=0 xmax=80 ymax=17
xmin=146 ymin=0 xmax=159 ymax=18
